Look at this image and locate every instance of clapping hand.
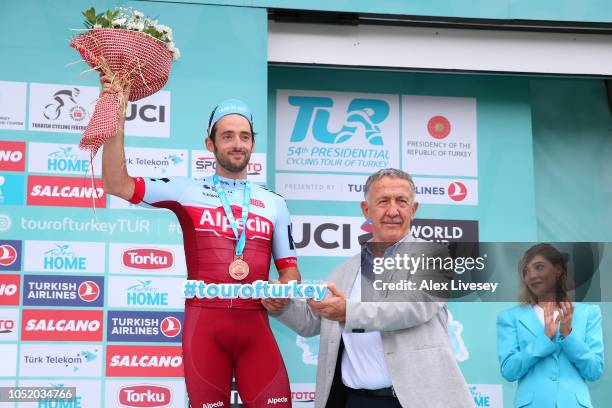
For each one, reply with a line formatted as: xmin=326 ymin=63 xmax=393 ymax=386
xmin=559 ymin=301 xmax=574 ymax=338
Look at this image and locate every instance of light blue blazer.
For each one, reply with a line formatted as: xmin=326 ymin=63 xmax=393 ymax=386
xmin=496 ymin=303 xmax=604 ymax=408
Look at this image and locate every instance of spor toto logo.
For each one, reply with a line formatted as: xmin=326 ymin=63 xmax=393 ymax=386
xmin=119 ymin=385 xmax=172 ymax=408
xmin=78 ymin=281 xmax=100 ymax=302
xmin=0 ymin=244 xmax=17 ymax=266
xmin=427 ymin=115 xmax=451 ymax=139
xmin=448 ymin=181 xmax=468 ymax=202
xmin=123 ymin=248 xmax=174 ymax=270
xmin=160 ymin=317 xmax=181 ymax=338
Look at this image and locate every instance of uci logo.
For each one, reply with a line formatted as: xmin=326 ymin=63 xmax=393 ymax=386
xmin=289 ymin=96 xmax=389 ymax=145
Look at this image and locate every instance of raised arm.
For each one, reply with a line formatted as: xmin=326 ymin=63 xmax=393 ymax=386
xmin=100 ymin=75 xmax=134 ymax=201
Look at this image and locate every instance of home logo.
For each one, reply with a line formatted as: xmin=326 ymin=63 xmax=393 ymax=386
xmin=27 ymin=175 xmax=106 ymax=208
xmin=0 ymin=140 xmax=26 ymax=171
xmin=160 ymin=317 xmax=181 ymax=338
xmin=427 ymin=115 xmax=451 ymax=140
xmin=123 ymin=248 xmax=174 ymax=271
xmin=126 ymin=280 xmax=169 ymax=307
xmin=47 ymin=145 xmax=89 ymax=173
xmin=289 ymin=96 xmax=389 ymax=145
xmin=78 ymin=280 xmax=101 ymax=302
xmin=43 ymin=243 xmax=86 ymax=271
xmin=43 ymin=88 xmax=86 ymax=121
xmin=448 ymin=181 xmax=468 ymax=202
xmin=118 ymin=384 xmax=172 ymax=407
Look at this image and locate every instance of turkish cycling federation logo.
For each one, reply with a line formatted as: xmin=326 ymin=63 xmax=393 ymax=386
xmin=43 ymin=88 xmax=86 ymax=122
xmin=289 ymin=96 xmax=389 ymax=145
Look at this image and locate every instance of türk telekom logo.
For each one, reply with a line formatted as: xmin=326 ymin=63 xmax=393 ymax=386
xmin=186 ymin=205 xmax=273 ymax=240
xmin=21 ymin=309 xmax=104 ymax=341
xmin=427 ymin=115 xmax=451 ymax=140
xmin=118 ymin=384 xmax=172 ymax=408
xmin=0 ymin=274 xmax=20 ymax=306
xmin=123 ymin=248 xmax=174 ymax=271
xmin=106 ymin=345 xmax=184 ymax=377
xmin=78 ymin=281 xmax=101 ymax=302
xmin=448 ymin=181 xmax=468 ymax=202
xmin=27 ymin=175 xmax=106 ymax=208
xmin=0 ymin=141 xmax=26 ymax=171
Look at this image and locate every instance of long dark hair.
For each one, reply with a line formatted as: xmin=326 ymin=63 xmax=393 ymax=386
xmin=518 ymin=243 xmax=572 ymax=305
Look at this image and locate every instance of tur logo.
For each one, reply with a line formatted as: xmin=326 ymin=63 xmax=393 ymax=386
xmin=289 ymin=96 xmax=389 ymax=145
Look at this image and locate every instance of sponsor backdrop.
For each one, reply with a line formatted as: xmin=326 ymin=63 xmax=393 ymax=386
xmin=1 ymin=1 xmax=611 ymax=408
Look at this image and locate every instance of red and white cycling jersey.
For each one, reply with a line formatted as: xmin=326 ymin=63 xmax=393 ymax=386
xmin=129 ymin=175 xmax=298 ymax=309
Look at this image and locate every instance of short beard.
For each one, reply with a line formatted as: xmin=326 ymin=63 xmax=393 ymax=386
xmin=214 ymin=146 xmax=251 ymax=174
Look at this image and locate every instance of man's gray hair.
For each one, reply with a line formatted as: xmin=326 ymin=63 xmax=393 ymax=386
xmin=364 ymin=168 xmax=416 ymax=200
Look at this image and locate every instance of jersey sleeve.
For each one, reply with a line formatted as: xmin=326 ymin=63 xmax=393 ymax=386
xmin=128 ymin=176 xmax=191 ymax=208
xmin=271 ymin=197 xmax=298 ymax=270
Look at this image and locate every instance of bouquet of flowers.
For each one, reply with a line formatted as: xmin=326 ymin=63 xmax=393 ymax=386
xmin=71 ymin=7 xmax=180 ymax=156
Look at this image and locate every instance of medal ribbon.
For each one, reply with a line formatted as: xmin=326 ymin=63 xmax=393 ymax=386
xmin=212 ymin=175 xmax=251 ymax=257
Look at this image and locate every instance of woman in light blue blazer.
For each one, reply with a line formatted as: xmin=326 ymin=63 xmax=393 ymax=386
xmin=496 ymin=243 xmax=604 ymax=408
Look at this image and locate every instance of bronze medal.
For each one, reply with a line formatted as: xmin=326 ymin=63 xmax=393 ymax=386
xmin=229 ymin=256 xmax=249 ymax=280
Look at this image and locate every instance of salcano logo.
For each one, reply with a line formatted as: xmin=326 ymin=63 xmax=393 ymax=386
xmin=289 ymin=96 xmax=389 ymax=145
xmin=106 ymin=345 xmax=184 ymax=377
xmin=0 ymin=141 xmax=26 ymax=171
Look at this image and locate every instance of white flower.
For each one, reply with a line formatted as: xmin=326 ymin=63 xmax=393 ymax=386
xmin=112 ymin=17 xmax=127 ymax=27
xmin=162 ymin=31 xmax=174 ymax=42
xmin=157 ymin=24 xmax=172 ymax=35
xmin=127 ymin=21 xmax=144 ymax=31
xmin=172 ymin=47 xmax=181 ymax=61
xmin=167 ymin=43 xmax=181 ymax=61
xmin=93 ymin=23 xmax=102 ymax=29
xmin=133 ymin=10 xmax=144 ymax=19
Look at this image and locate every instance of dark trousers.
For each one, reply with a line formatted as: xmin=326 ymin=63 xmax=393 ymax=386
xmin=345 ymin=393 xmax=403 ymax=408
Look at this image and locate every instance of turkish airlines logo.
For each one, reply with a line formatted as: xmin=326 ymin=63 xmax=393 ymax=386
xmin=160 ymin=317 xmax=181 ymax=338
xmin=21 ymin=309 xmax=103 ymax=341
xmin=123 ymin=248 xmax=174 ymax=271
xmin=427 ymin=115 xmax=451 ymax=140
xmin=27 ymin=175 xmax=106 ymax=208
xmin=118 ymin=385 xmax=172 ymax=408
xmin=106 ymin=345 xmax=184 ymax=377
xmin=448 ymin=181 xmax=468 ymax=202
xmin=0 ymin=141 xmax=26 ymax=171
xmin=78 ymin=281 xmax=100 ymax=302
xmin=0 ymin=244 xmax=17 ymax=266
xmin=186 ymin=205 xmax=273 ymax=240
xmin=0 ymin=274 xmax=20 ymax=306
